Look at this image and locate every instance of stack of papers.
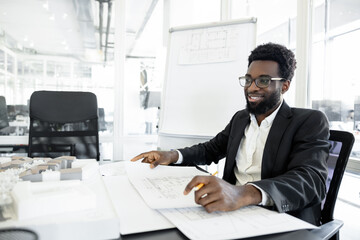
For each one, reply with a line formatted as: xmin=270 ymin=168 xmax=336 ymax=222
xmin=125 ymin=162 xmax=318 ymax=240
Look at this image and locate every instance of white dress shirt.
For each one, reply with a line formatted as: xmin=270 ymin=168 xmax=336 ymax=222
xmin=234 ymin=100 xmax=283 ymax=205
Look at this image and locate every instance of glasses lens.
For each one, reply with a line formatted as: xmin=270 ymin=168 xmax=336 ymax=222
xmin=255 ymin=77 xmax=271 ymax=88
xmin=239 ymin=76 xmax=252 ymax=87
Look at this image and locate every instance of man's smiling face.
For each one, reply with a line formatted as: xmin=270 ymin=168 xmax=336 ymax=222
xmin=244 ymin=60 xmax=285 ymax=116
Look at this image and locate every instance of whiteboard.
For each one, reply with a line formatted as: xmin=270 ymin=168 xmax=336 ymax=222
xmin=159 ymin=19 xmax=256 ymax=138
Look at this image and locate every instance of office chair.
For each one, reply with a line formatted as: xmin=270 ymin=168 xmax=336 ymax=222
xmin=311 ymin=130 xmax=355 ymax=240
xmin=28 ymin=91 xmax=100 ymax=160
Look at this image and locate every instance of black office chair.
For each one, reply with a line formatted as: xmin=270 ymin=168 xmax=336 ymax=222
xmin=28 ymin=90 xmax=100 ymax=160
xmin=311 ymin=130 xmax=355 ymax=240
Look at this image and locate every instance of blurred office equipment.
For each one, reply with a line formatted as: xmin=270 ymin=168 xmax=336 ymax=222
xmin=0 ymin=103 xmax=29 ymax=136
xmin=312 ymin=100 xmax=356 ymax=132
xmin=0 ymin=96 xmax=28 ymax=154
xmin=0 ymin=97 xmax=25 ymax=136
xmin=139 ymin=68 xmax=149 ymax=109
xmin=7 ymin=104 xmax=29 ymax=122
xmin=139 ymin=66 xmax=161 ymax=134
xmin=146 ymin=91 xmax=161 ymax=109
xmin=6 ymin=105 xmax=16 ymax=122
xmin=0 ymin=96 xmax=9 ymax=130
xmin=141 ymin=91 xmax=161 ymax=134
xmin=312 ymin=100 xmax=342 ymax=122
xmin=98 ymin=108 xmax=106 ymax=132
xmin=28 ymin=91 xmax=100 ymax=160
xmin=312 ymin=130 xmax=355 ymax=240
xmin=354 ymin=98 xmax=360 ymax=131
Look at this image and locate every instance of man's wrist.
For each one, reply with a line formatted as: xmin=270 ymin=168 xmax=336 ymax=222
xmin=242 ymin=185 xmax=262 ymax=206
xmin=170 ymin=150 xmax=180 ymax=164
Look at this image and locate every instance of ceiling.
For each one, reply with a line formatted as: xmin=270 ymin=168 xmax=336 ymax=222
xmin=0 ymin=0 xmax=159 ymax=63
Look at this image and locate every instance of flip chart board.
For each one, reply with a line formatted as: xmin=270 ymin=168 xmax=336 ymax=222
xmin=159 ymin=18 xmax=256 ymax=140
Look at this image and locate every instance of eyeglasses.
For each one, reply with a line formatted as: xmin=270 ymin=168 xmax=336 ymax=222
xmin=238 ymin=76 xmax=286 ymax=88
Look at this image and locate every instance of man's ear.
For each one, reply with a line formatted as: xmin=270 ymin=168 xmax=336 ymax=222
xmin=281 ymin=80 xmax=290 ymax=94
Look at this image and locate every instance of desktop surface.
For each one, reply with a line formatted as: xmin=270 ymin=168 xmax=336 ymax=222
xmin=119 ymin=228 xmax=322 ymax=240
xmin=100 ymin=161 xmax=323 ymax=240
xmin=1 ymin=159 xmax=325 ymax=240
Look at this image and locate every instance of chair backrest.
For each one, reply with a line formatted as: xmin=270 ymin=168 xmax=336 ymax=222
xmin=321 ymin=130 xmax=354 ymax=224
xmin=28 ymin=90 xmax=100 ymax=160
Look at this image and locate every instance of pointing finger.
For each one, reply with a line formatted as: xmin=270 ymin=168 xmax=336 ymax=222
xmin=130 ymin=153 xmax=147 ymax=162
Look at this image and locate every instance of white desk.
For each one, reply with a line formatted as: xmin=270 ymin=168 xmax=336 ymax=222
xmin=0 ymin=136 xmax=28 ymax=145
xmin=0 ymin=161 xmax=334 ymax=240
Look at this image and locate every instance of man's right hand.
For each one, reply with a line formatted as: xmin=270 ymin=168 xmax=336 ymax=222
xmin=130 ymin=150 xmax=179 ymax=168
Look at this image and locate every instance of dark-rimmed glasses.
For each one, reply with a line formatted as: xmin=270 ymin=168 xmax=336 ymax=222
xmin=239 ymin=75 xmax=286 ymax=88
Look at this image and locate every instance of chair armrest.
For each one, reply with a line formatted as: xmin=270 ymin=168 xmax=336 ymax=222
xmin=309 ymin=219 xmax=343 ymax=240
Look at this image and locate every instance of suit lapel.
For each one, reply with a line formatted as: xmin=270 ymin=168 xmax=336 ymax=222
xmin=261 ymin=101 xmax=293 ymax=179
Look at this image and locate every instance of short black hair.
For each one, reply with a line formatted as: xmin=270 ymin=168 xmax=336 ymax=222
xmin=248 ymin=43 xmax=297 ymax=81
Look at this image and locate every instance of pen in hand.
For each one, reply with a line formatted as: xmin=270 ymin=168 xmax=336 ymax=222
xmin=195 ymin=171 xmax=218 ymax=191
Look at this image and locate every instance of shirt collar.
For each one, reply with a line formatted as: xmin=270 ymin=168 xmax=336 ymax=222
xmin=249 ymin=99 xmax=283 ymax=127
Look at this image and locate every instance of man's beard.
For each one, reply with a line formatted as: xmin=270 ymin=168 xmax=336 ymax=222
xmin=246 ymin=88 xmax=281 ymax=115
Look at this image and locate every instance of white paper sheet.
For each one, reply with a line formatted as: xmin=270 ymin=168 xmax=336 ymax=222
xmin=121 ymin=162 xmax=318 ymax=239
xmin=126 ymin=161 xmax=208 ymax=209
xmin=103 ymin=175 xmax=175 ymax=234
xmin=159 ymin=205 xmax=318 ymax=240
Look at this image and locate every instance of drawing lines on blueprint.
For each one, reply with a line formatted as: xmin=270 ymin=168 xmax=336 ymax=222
xmin=178 ymin=207 xmax=222 ymax=220
xmin=159 ymin=206 xmax=317 ymax=240
xmin=228 ymin=206 xmax=290 ymax=230
xmin=162 ymin=207 xmax=238 ymax=238
xmin=142 ymin=176 xmax=190 ymax=199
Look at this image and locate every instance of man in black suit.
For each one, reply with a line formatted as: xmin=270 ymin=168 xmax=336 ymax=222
xmin=131 ymin=43 xmax=330 ymax=225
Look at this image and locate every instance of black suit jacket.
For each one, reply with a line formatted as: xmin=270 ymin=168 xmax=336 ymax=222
xmin=178 ymin=101 xmax=330 ymax=225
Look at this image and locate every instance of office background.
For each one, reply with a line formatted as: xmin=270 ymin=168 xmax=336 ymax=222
xmin=0 ymin=0 xmax=359 ymax=238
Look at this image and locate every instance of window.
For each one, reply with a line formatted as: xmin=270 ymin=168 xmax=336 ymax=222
xmin=310 ymin=0 xmax=360 ymax=162
xmin=169 ymin=0 xmax=221 ymax=27
xmin=232 ymin=0 xmax=297 ymax=45
xmin=232 ymin=0 xmax=297 ymax=105
xmin=0 ymin=49 xmax=4 ymax=71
